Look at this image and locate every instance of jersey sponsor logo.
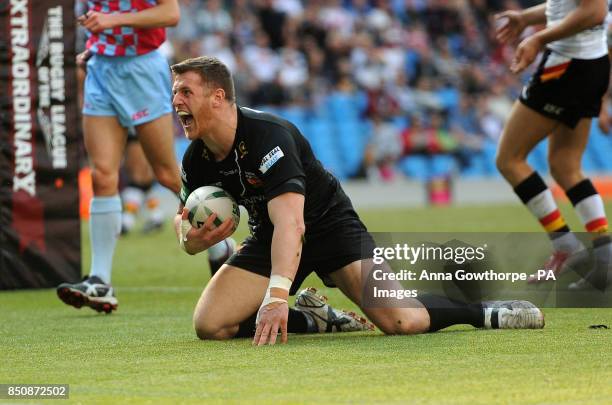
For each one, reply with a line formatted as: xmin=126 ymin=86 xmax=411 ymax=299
xmin=259 ymin=146 xmax=284 ymax=174
xmin=244 ymin=171 xmax=263 ymax=188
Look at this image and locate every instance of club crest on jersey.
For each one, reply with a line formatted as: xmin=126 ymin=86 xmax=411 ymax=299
xmin=239 ymin=141 xmax=248 ymax=159
xmin=245 ymin=171 xmax=263 ymax=188
xmin=259 ymin=146 xmax=284 ymax=174
xmin=202 ymin=146 xmax=211 ymax=160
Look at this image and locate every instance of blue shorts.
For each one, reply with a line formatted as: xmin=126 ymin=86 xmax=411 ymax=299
xmin=83 ymin=49 xmax=173 ymax=127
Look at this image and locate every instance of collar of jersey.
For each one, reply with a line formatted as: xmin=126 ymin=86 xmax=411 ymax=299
xmin=206 ymin=106 xmax=244 ymax=164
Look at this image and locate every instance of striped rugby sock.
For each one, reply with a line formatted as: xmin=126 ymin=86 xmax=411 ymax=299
xmin=566 ymin=179 xmax=610 ymax=246
xmin=514 ymin=172 xmax=580 ymax=252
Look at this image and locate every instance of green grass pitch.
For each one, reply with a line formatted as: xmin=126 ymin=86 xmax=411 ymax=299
xmin=2 ymin=202 xmax=612 ymax=404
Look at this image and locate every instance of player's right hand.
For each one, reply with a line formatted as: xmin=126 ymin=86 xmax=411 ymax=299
xmin=180 ymin=208 xmax=235 ymax=254
xmin=510 ymin=35 xmax=542 ymax=74
xmin=495 ymin=11 xmax=526 ymax=44
xmin=78 ymin=10 xmax=117 ymax=34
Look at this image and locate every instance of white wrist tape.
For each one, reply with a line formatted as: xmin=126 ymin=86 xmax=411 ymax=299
xmin=268 ymin=274 xmax=293 ymax=291
xmin=256 ymin=275 xmax=292 ymax=325
xmin=260 ymin=295 xmax=288 ymax=308
xmin=179 ymin=218 xmax=193 ymax=252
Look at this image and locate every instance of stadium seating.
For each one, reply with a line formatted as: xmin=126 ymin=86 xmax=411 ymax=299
xmin=174 ymin=107 xmax=612 ymax=180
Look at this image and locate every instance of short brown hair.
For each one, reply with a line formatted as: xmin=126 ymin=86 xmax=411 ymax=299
xmin=171 ymin=56 xmax=235 ymax=102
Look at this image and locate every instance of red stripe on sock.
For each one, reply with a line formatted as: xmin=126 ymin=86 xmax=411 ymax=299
xmin=586 ymin=218 xmax=608 ymax=232
xmin=539 ymin=210 xmax=561 ymax=226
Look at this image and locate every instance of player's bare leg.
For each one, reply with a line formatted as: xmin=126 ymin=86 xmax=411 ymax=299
xmin=328 ymin=260 xmax=431 ymax=334
xmin=550 ymin=118 xmax=612 ymax=290
xmin=548 ymin=118 xmax=590 ymax=190
xmin=125 ymin=140 xmax=156 ymax=185
xmin=496 ymin=101 xmax=559 ymax=186
xmin=121 ymin=140 xmax=165 ymax=234
xmin=497 ymin=102 xmax=582 ymax=282
xmin=329 ymin=259 xmax=543 ymax=332
xmin=193 ymin=265 xmax=269 ymax=340
xmin=57 ymin=115 xmax=127 ymax=313
xmin=85 ymin=115 xmax=127 ymax=196
xmin=192 ymin=264 xmax=374 ymax=340
xmin=136 ymin=113 xmax=181 ymax=194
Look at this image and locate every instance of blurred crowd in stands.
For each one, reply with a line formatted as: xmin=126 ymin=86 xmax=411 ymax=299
xmin=80 ymin=0 xmax=612 ymax=182
xmin=166 ymin=0 xmax=524 ymax=181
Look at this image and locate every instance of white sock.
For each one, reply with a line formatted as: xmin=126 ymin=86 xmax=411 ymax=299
xmin=89 ymin=195 xmax=122 ymax=284
xmin=122 ymin=211 xmax=136 ymax=232
xmin=574 ymin=194 xmax=608 ymax=234
xmin=121 ymin=186 xmax=144 ymax=231
xmin=144 ymin=189 xmax=164 ymax=224
xmin=121 ymin=186 xmax=145 ymax=231
xmin=208 ymin=238 xmax=236 ymax=261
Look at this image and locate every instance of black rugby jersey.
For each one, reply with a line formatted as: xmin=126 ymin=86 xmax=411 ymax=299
xmin=179 ymin=106 xmax=347 ymax=241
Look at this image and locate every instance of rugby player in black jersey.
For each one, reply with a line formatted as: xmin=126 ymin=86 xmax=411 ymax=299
xmin=171 ymin=56 xmax=545 ymax=346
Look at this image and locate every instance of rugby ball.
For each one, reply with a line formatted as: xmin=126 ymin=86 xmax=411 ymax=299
xmin=185 ymin=186 xmax=240 ymax=232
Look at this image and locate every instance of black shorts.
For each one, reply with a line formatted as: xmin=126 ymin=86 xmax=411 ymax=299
xmin=226 ymin=200 xmax=376 ymax=295
xmin=519 ymin=49 xmax=610 ymax=129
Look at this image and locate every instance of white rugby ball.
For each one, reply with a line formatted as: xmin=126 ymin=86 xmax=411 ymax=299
xmin=185 ymin=186 xmax=240 ymax=232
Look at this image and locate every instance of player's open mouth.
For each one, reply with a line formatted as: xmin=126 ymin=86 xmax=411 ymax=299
xmin=177 ymin=111 xmax=194 ymax=129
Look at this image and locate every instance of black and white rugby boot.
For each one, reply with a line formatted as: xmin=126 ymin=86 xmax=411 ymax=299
xmin=483 ymin=300 xmax=544 ymax=329
xmin=294 ymin=287 xmax=374 ymax=332
xmin=56 ymin=275 xmax=118 ymax=314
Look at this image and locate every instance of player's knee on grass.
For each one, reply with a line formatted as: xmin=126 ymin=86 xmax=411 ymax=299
xmin=193 ymin=318 xmax=238 ymax=340
xmin=193 ymin=305 xmax=240 ymax=340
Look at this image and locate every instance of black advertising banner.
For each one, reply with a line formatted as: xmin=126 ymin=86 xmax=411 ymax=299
xmin=0 ymin=0 xmax=81 ymax=289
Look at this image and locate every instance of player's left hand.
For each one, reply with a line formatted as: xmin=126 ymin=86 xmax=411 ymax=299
xmin=253 ymin=301 xmax=288 ymax=346
xmin=76 ymin=50 xmax=92 ymax=72
xmin=510 ymin=35 xmax=543 ymax=74
xmin=78 ymin=10 xmax=117 ymax=33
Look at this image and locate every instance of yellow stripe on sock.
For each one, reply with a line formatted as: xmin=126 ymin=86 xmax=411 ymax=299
xmin=544 ymin=216 xmax=566 ymax=233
